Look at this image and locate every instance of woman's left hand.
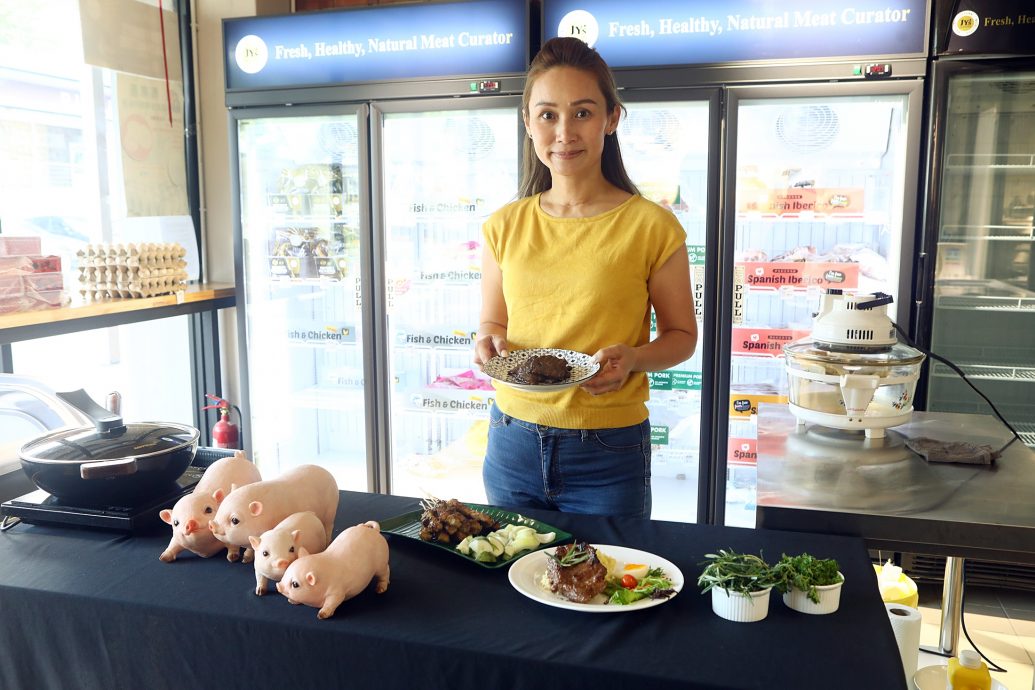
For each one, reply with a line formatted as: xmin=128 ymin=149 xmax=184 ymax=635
xmin=581 ymin=344 xmax=636 ymax=395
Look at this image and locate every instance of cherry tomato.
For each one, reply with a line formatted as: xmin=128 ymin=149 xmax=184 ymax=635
xmin=620 ymin=574 xmax=637 ymax=589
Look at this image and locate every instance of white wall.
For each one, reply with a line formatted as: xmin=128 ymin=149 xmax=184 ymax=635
xmin=192 ymin=0 xmax=290 ymax=416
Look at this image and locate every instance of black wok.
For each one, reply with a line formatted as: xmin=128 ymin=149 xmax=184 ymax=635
xmin=18 ymin=389 xmax=200 ymax=505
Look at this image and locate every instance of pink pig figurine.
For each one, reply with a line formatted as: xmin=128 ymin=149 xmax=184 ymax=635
xmin=159 ymin=450 xmax=262 ymax=563
xmin=276 ymin=521 xmax=390 ymax=619
xmin=249 ymin=510 xmax=329 ymax=596
xmin=208 ymin=464 xmax=337 ymax=565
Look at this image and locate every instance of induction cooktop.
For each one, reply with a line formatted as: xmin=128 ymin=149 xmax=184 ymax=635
xmin=0 ymin=447 xmax=234 ymax=533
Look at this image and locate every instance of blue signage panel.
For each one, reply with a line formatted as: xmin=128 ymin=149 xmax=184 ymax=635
xmin=543 ymin=0 xmax=928 ymax=68
xmin=224 ymin=0 xmax=527 ymax=91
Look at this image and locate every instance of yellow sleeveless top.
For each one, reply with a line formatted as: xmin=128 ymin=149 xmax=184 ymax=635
xmin=482 ymin=193 xmax=686 ymax=429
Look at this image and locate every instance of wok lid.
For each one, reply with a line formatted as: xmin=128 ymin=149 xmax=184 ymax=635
xmin=20 ymin=422 xmax=199 ymax=464
xmin=18 ymin=388 xmax=199 ymax=464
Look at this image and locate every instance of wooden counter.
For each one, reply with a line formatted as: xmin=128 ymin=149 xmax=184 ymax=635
xmin=0 ymin=282 xmax=236 ymax=343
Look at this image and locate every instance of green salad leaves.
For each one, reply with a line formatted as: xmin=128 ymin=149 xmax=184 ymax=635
xmin=604 ymin=567 xmax=676 ymax=605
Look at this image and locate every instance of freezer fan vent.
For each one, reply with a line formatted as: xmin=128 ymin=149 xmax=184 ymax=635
xmin=624 ymin=109 xmax=681 ymax=151
xmin=318 ymin=122 xmax=358 ymax=156
xmin=445 ymin=117 xmax=496 ymax=160
xmin=775 ymin=105 xmax=840 ymax=153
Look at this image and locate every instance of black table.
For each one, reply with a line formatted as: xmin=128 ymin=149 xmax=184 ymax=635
xmin=0 ymin=490 xmax=905 ymax=690
xmin=755 ymin=404 xmax=1035 ymax=656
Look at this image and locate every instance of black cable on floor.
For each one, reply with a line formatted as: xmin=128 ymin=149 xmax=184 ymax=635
xmin=920 ymin=561 xmax=1008 ymax=674
xmin=960 ymin=561 xmax=1007 ymax=673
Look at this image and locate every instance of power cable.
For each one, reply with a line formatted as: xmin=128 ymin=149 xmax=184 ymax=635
xmin=892 ymin=321 xmax=1022 ymax=454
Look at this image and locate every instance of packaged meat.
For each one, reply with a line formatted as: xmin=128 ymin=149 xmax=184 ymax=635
xmin=0 ymin=236 xmax=42 ymax=257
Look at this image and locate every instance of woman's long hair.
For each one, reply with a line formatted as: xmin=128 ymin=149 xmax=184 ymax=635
xmin=518 ymin=37 xmax=639 ymax=199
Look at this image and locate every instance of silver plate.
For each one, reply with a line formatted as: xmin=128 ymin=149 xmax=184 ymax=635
xmin=482 ymin=348 xmax=600 ymax=393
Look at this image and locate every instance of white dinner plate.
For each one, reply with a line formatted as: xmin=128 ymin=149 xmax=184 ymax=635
xmin=912 ymin=664 xmax=1007 ymax=690
xmin=482 ymin=348 xmax=600 ymax=393
xmin=508 ymin=544 xmax=683 ymax=612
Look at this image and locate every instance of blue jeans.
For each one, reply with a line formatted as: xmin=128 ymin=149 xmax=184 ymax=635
xmin=483 ymin=403 xmax=652 ymax=519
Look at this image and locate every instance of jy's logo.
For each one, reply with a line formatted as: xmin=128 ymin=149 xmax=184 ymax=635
xmin=557 ymin=10 xmax=599 ymax=47
xmin=952 ymin=10 xmax=980 ymax=37
xmin=235 ymin=35 xmax=269 ymax=74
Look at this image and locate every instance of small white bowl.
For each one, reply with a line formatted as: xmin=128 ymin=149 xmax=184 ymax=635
xmin=710 ymin=586 xmax=772 ymax=622
xmin=782 ymin=572 xmax=844 ymax=615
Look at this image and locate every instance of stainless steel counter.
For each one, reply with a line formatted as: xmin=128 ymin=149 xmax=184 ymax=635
xmin=755 ymin=403 xmax=1035 ymax=655
xmin=756 ymin=404 xmax=1035 ymax=564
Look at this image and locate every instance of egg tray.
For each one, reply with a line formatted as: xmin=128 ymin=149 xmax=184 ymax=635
xmin=75 ymin=242 xmax=188 ymax=300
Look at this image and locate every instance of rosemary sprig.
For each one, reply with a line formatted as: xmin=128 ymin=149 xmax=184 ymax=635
xmin=549 ymin=542 xmax=593 ymax=568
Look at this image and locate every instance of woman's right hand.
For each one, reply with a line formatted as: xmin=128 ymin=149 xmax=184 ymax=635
xmin=473 ymin=334 xmax=509 ymax=368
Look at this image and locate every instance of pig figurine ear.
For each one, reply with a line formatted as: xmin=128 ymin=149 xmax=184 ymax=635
xmin=291 ymin=529 xmax=302 ymax=545
xmin=297 ymin=546 xmax=311 ymax=559
xmin=248 ymin=535 xmax=261 ymax=550
xmin=159 ymin=509 xmax=174 ymax=525
xmin=248 ymin=501 xmax=263 ymax=517
xmin=305 ymin=572 xmax=318 ymax=587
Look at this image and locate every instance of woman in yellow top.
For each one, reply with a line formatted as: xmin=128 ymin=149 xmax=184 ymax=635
xmin=474 ymin=37 xmax=698 ymax=519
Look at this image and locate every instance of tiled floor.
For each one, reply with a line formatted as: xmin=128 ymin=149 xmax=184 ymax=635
xmin=913 ymin=583 xmax=1035 ymax=690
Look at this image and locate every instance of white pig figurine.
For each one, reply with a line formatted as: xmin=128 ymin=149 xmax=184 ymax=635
xmin=159 ymin=450 xmax=262 ymax=563
xmin=208 ymin=464 xmax=337 ymax=565
xmin=277 ymin=521 xmax=390 ymax=619
xmin=249 ymin=511 xmax=329 ymax=596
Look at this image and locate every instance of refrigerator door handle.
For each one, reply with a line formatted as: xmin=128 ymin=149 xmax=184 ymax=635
xmin=913 ymin=251 xmax=927 ymax=309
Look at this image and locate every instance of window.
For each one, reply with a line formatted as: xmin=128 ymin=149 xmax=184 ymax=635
xmin=0 ymin=1 xmax=199 ymax=427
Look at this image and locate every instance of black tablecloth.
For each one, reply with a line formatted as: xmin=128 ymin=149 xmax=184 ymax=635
xmin=0 ymin=491 xmax=906 ymax=690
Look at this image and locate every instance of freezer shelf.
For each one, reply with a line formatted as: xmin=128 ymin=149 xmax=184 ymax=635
xmin=945 ymin=153 xmax=1035 ymax=168
xmin=934 ymin=279 xmax=1035 ymax=310
xmin=940 ymin=225 xmax=1035 ymax=241
xmin=931 ymin=363 xmax=1035 ymax=383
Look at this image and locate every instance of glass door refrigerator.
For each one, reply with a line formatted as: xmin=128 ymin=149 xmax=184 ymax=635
xmin=719 ymin=84 xmax=924 ymax=527
xmin=915 ymin=2 xmax=1035 ymax=450
xmin=615 ymin=92 xmax=718 ymax=523
xmin=232 ymin=107 xmax=373 ymax=490
xmin=543 ymin=0 xmax=930 ymax=525
xmin=372 ymin=99 xmax=520 ymax=503
xmin=224 ymin=0 xmax=528 ymax=493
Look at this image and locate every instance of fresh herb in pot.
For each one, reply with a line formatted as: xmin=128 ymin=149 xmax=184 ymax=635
xmin=771 ymin=553 xmax=843 ymax=604
xmin=697 ymin=548 xmax=777 ymax=597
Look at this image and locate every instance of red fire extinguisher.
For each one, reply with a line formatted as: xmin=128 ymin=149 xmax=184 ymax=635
xmin=202 ymin=394 xmax=239 ymax=449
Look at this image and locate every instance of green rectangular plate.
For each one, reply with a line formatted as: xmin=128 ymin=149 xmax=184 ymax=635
xmin=380 ymin=503 xmax=573 ymax=569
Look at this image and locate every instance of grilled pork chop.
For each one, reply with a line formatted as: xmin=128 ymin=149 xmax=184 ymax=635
xmin=546 ymin=542 xmax=608 ymax=603
xmin=509 ymin=354 xmax=571 ymax=385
